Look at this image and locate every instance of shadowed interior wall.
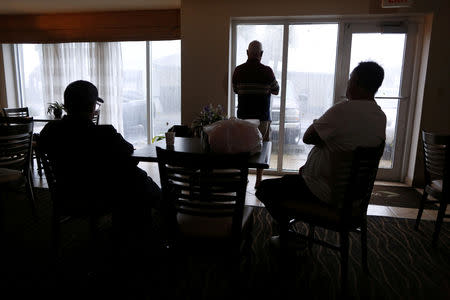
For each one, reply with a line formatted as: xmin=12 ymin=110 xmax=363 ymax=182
xmin=181 ymin=0 xmax=449 ymax=186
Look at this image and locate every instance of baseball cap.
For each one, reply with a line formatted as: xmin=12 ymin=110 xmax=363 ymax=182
xmin=64 ymin=80 xmax=104 ymax=112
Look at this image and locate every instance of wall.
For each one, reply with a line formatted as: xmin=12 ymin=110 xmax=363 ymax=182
xmin=0 ymin=0 xmax=180 ymax=14
xmin=412 ymin=0 xmax=450 ymax=186
xmin=181 ymin=0 xmax=449 ymax=185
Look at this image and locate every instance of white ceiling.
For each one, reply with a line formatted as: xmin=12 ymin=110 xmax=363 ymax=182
xmin=0 ymin=0 xmax=180 ymax=14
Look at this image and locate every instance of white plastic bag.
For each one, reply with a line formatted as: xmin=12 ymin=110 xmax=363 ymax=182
xmin=203 ymin=117 xmax=262 ymax=154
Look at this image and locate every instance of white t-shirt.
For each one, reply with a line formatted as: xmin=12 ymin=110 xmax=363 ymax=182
xmin=301 ymin=100 xmax=386 ymax=206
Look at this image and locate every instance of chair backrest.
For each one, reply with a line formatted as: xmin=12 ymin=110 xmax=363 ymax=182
xmin=34 ymin=134 xmax=55 ymax=188
xmin=156 ymin=147 xmax=249 ymax=239
xmin=330 ymin=143 xmax=385 ymax=215
xmin=2 ymin=107 xmax=30 ymax=118
xmin=35 ymin=134 xmax=100 ymax=216
xmin=168 ymin=125 xmax=193 ymax=137
xmin=422 ymin=131 xmax=450 ymax=185
xmin=0 ymin=117 xmax=34 ymax=173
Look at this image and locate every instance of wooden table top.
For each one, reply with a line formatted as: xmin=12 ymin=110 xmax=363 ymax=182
xmin=132 ymin=137 xmax=272 ymax=169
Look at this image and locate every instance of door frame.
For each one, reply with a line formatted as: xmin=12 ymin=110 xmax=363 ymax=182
xmin=335 ymin=21 xmax=419 ymax=181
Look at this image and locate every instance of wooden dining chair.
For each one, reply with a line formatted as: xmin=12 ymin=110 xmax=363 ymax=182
xmin=168 ymin=125 xmax=193 ymax=137
xmin=2 ymin=107 xmax=44 ymax=177
xmin=2 ymin=107 xmax=30 ymax=118
xmin=35 ymin=138 xmax=108 ymax=265
xmin=0 ymin=116 xmax=37 ymax=218
xmin=415 ymin=131 xmax=449 ymax=246
xmin=275 ymin=143 xmax=385 ymax=292
xmin=156 ymin=146 xmax=253 ymax=257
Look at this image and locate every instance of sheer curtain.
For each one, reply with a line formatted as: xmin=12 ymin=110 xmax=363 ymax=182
xmin=40 ymin=42 xmax=124 ymax=132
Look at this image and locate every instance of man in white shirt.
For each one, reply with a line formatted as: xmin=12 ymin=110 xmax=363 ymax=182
xmin=256 ymin=61 xmax=386 ymax=222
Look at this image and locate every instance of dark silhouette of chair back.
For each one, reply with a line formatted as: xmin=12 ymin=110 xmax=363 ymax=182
xmin=422 ymin=131 xmax=449 ymax=187
xmin=0 ymin=117 xmax=34 ymax=172
xmin=2 ymin=107 xmax=30 ymax=118
xmin=168 ymin=125 xmax=193 ymax=137
xmin=36 ymin=136 xmax=105 ymax=261
xmin=415 ymin=131 xmax=449 ymax=246
xmin=333 ymin=143 xmax=385 ymax=223
xmin=157 ymin=147 xmax=250 ymax=247
xmin=0 ymin=117 xmax=36 ymax=216
xmin=2 ymin=107 xmax=44 ymax=177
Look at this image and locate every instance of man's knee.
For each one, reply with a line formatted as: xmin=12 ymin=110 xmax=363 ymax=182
xmin=255 ymin=177 xmax=282 ymax=201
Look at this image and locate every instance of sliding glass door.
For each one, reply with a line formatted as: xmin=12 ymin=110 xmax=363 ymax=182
xmin=232 ymin=23 xmax=338 ymax=172
xmin=283 ymin=24 xmax=338 ymax=170
xmin=335 ymin=23 xmax=417 ymax=180
xmin=233 ymin=24 xmax=284 ymax=168
xmin=231 ymin=19 xmax=418 ymax=181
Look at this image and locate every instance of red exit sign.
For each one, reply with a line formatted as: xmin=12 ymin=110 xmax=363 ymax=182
xmin=382 ymin=0 xmax=414 ymax=8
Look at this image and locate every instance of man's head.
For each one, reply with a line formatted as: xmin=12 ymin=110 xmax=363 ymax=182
xmin=64 ymin=80 xmax=104 ymax=117
xmin=346 ymin=61 xmax=384 ymax=100
xmin=247 ymin=40 xmax=263 ymax=61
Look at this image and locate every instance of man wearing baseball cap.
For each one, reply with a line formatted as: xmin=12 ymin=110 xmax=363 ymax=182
xmin=39 ymin=80 xmax=161 ymax=265
xmin=63 ymin=80 xmax=104 ymax=115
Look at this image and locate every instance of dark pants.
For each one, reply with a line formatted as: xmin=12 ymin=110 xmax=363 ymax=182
xmin=103 ymin=167 xmax=160 ymax=249
xmin=255 ymin=173 xmax=316 ymax=223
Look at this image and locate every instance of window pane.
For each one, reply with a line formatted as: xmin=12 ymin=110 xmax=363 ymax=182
xmin=283 ymin=24 xmax=338 ymax=170
xmin=121 ymin=41 xmax=147 ymax=147
xmin=235 ymin=25 xmax=284 ymax=169
xmin=17 ymin=41 xmax=181 ymax=148
xmin=20 ymin=44 xmax=45 ymax=117
xmin=150 ymin=40 xmax=181 ymax=138
xmin=349 ymin=33 xmax=406 ymax=168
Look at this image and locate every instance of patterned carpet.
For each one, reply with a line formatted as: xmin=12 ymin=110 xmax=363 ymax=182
xmin=1 ymin=188 xmax=449 ymax=299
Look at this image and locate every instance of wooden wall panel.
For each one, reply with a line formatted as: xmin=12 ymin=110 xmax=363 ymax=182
xmin=0 ymin=9 xmax=180 ymax=43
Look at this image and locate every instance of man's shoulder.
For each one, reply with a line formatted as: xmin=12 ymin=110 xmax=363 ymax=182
xmin=96 ymin=124 xmax=117 ymax=134
xmin=234 ymin=62 xmax=248 ymax=72
xmin=93 ymin=125 xmax=122 ymax=140
xmin=260 ymin=62 xmax=274 ymax=71
xmin=40 ymin=119 xmax=65 ymax=137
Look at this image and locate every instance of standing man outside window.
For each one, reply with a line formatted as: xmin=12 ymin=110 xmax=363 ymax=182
xmin=232 ymin=40 xmax=280 ymax=189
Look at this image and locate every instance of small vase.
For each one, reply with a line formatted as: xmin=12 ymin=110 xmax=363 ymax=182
xmin=200 ymin=130 xmax=209 ymax=151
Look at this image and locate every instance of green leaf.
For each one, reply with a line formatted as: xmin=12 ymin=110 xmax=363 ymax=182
xmin=151 ymin=135 xmax=165 ymax=144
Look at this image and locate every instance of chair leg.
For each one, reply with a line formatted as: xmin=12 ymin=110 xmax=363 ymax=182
xmin=415 ymin=190 xmax=428 ymax=230
xmin=432 ymin=201 xmax=448 ymax=247
xmin=308 ymin=224 xmax=315 ymax=250
xmin=279 ymin=216 xmax=289 ymax=251
xmin=25 ymin=170 xmax=37 ymax=218
xmin=361 ymin=219 xmax=369 ymax=274
xmin=35 ymin=151 xmax=43 ymax=177
xmin=340 ymin=231 xmax=350 ymax=294
xmin=52 ymin=216 xmax=61 ymax=260
xmin=89 ymin=217 xmax=99 ymax=270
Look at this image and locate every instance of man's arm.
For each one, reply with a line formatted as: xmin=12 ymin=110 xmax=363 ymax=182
xmin=303 ymin=123 xmax=323 ymax=146
xmin=268 ymin=68 xmax=279 ymax=95
xmin=270 ymin=79 xmax=280 ymax=95
xmin=99 ymin=125 xmax=134 ymax=156
xmin=232 ymin=69 xmax=239 ymax=94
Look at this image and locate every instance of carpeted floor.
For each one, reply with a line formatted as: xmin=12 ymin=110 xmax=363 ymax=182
xmin=1 ymin=188 xmax=449 ymax=299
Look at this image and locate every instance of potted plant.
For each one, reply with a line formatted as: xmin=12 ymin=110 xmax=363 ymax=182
xmin=191 ymin=104 xmax=227 ymax=137
xmin=47 ymin=101 xmax=65 ymax=119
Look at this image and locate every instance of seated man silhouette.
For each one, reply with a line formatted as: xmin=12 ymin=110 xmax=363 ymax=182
xmin=256 ymin=61 xmax=387 ymax=234
xmin=39 ymin=80 xmax=161 ymax=251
